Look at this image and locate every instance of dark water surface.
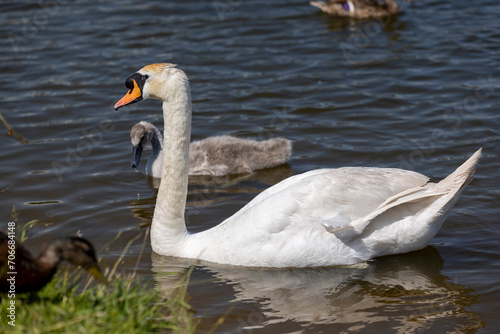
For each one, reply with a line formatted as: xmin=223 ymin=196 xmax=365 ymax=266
xmin=1 ymin=0 xmax=500 ymax=332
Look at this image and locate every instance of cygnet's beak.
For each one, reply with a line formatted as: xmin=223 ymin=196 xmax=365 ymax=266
xmin=131 ymin=143 xmax=143 ymax=168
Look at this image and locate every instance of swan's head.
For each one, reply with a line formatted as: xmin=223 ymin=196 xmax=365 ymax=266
xmin=114 ymin=63 xmax=187 ymax=110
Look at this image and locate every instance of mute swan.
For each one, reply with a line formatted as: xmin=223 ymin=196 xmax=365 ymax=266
xmin=115 ymin=63 xmax=481 ymax=268
xmin=130 ymin=121 xmax=292 ymax=178
xmin=310 ymin=0 xmax=399 ymax=18
xmin=0 ymin=231 xmax=107 ymax=292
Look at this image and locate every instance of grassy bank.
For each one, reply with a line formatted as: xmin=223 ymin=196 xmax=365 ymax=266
xmin=1 ymin=212 xmax=199 ymax=333
xmin=1 ymin=269 xmax=197 ymax=333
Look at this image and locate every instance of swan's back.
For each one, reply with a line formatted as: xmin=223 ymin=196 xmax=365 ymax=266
xmin=223 ymin=167 xmax=429 ymax=227
xmin=186 ymin=149 xmax=480 ymax=267
xmin=188 ymin=167 xmax=430 ymax=266
xmin=189 ymin=135 xmax=292 ymax=176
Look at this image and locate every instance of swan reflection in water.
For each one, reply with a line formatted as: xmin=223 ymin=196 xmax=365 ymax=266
xmin=151 ymin=247 xmax=483 ymax=333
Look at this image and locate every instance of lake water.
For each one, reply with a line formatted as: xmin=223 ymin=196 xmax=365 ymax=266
xmin=1 ymin=0 xmax=499 ymax=332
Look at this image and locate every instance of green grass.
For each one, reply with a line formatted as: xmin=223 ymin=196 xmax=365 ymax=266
xmin=1 ymin=209 xmax=200 ymax=333
xmin=1 ymin=268 xmax=198 ymax=333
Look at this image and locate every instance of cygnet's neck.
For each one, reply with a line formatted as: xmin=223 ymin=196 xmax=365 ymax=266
xmin=151 ymin=71 xmax=192 ymax=255
xmin=149 ymin=125 xmax=163 ymax=154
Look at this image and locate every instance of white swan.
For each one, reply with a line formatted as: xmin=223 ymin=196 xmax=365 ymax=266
xmin=130 ymin=121 xmax=292 ymax=178
xmin=115 ymin=63 xmax=481 ymax=268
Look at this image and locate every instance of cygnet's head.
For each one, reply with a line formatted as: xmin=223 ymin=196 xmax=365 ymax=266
xmin=130 ymin=121 xmax=155 ymax=169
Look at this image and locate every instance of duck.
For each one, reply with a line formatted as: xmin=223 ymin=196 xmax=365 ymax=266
xmin=310 ymin=0 xmax=399 ymax=19
xmin=130 ymin=121 xmax=292 ymax=178
xmin=0 ymin=231 xmax=107 ymax=293
xmin=114 ymin=63 xmax=481 ymax=268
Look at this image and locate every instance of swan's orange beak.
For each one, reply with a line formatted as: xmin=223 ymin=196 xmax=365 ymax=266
xmin=114 ymin=79 xmax=143 ymax=110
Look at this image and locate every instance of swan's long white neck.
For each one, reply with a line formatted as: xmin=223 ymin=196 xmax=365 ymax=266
xmin=151 ymin=71 xmax=192 ymax=255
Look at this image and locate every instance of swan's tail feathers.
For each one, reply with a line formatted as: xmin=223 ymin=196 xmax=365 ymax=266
xmin=376 ymin=148 xmax=482 ymax=209
xmin=328 ymin=149 xmax=482 ymax=243
xmin=256 ymin=138 xmax=293 ymax=169
xmin=434 ymin=148 xmax=481 ymax=193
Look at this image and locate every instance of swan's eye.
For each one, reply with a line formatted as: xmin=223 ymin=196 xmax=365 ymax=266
xmin=144 ymin=75 xmax=150 ymax=80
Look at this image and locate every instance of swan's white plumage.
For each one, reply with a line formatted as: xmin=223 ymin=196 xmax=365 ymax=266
xmin=115 ymin=63 xmax=481 ymax=268
xmin=184 ymin=167 xmax=435 ymax=266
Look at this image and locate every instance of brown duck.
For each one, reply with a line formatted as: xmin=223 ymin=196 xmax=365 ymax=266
xmin=0 ymin=231 xmax=107 ymax=293
xmin=310 ymin=0 xmax=400 ymax=19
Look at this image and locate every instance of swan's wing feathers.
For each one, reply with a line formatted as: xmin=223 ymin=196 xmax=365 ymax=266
xmin=224 ymin=167 xmax=429 ymax=239
xmin=328 ymin=186 xmax=448 ymax=242
xmin=327 ymin=224 xmax=361 ymax=243
xmin=320 ymin=167 xmax=429 ymax=219
xmin=376 ymin=185 xmax=431 ymax=208
xmin=327 ymin=149 xmax=482 ymax=243
xmin=321 ymin=212 xmax=352 ymax=232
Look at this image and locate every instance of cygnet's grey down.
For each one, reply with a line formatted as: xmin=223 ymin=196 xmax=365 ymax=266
xmin=130 ymin=121 xmax=293 ymax=178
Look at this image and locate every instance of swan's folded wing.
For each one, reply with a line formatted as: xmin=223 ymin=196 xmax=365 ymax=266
xmin=219 ymin=167 xmax=429 ymax=237
xmin=327 ymin=185 xmax=448 ymax=242
xmin=321 ymin=212 xmax=352 ymax=233
xmin=328 ymin=148 xmax=481 ymax=242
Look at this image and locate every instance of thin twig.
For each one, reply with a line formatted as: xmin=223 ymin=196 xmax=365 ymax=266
xmin=130 ymin=227 xmax=150 ymax=285
xmin=1 ymin=185 xmax=12 ymax=194
xmin=109 ymin=232 xmax=143 ymax=280
xmin=0 ymin=112 xmax=28 ymax=143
